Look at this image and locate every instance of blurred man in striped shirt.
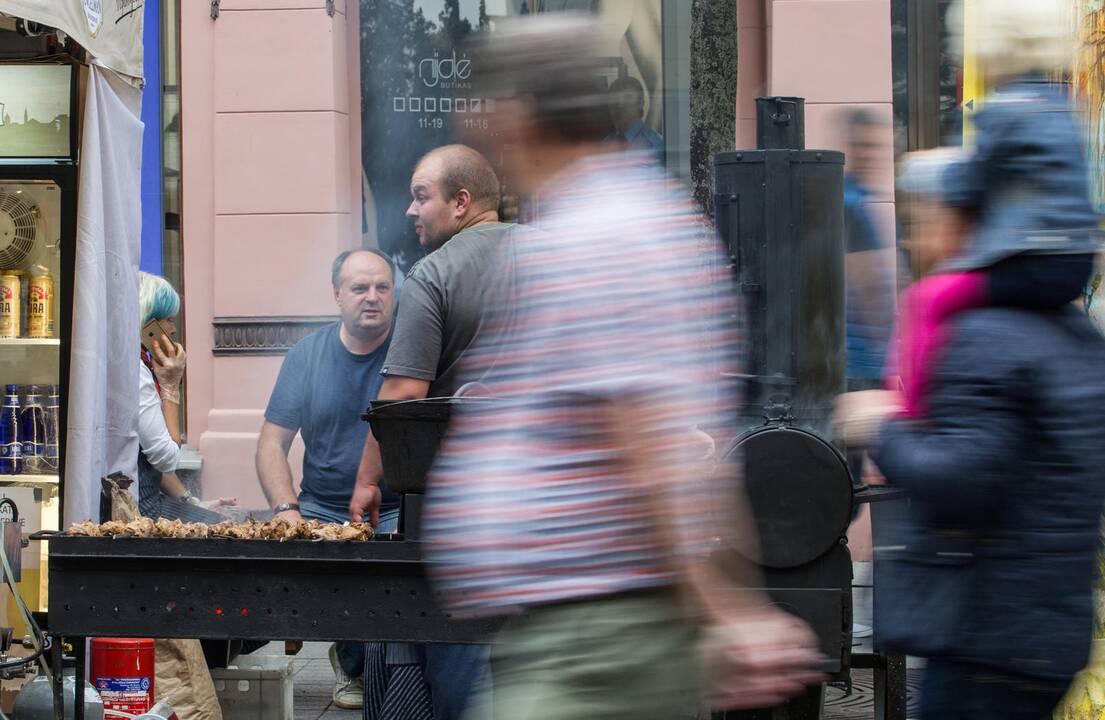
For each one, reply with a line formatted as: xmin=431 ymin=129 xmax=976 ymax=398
xmin=424 ymin=16 xmax=824 ymax=719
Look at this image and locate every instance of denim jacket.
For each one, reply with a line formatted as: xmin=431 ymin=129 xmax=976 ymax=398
xmin=943 ymin=77 xmax=1101 ymax=271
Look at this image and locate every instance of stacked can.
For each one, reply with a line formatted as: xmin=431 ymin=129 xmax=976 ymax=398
xmin=27 ymin=274 xmax=53 ymax=338
xmin=0 ymin=274 xmax=19 ymax=339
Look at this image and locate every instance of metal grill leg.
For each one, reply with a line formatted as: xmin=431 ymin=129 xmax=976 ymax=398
xmin=74 ymin=637 xmax=85 ymax=720
xmin=873 ymin=653 xmax=906 ymax=720
xmin=51 ymin=636 xmax=63 ymax=720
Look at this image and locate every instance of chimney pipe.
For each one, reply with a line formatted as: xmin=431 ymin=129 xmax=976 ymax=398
xmin=756 ymin=96 xmax=805 ymax=150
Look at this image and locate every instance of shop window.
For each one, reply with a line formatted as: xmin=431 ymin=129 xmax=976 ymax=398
xmin=161 ymin=0 xmax=185 ymax=430
xmin=893 ymin=0 xmax=963 ymax=152
xmin=360 ymin=0 xmax=687 ymax=272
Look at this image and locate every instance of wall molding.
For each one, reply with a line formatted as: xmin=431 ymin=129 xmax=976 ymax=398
xmin=212 ymin=316 xmax=337 ymax=356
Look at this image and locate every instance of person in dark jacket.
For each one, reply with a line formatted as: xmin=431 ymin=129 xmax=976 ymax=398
xmin=836 ymin=162 xmax=1105 ymax=720
xmin=837 ymin=94 xmax=1105 ymax=718
xmin=886 ymin=0 xmax=1098 ymax=423
xmin=874 ymin=303 xmax=1105 ymax=719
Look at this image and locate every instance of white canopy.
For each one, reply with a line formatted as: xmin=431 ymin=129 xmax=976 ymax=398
xmin=0 ymin=0 xmax=143 ymax=82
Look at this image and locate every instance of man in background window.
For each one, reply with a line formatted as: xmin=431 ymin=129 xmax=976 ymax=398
xmin=608 ymin=75 xmax=664 ymax=155
xmin=842 ymin=109 xmax=895 ymax=391
xmin=352 ymin=144 xmax=508 ymax=720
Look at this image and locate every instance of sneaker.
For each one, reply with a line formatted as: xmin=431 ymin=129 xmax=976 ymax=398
xmin=329 ymin=643 xmax=364 ymax=710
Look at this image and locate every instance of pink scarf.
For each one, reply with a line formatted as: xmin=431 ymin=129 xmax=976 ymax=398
xmin=887 ymin=272 xmax=988 ymax=418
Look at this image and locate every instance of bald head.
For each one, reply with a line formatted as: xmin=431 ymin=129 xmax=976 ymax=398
xmin=408 ymin=144 xmax=502 ymax=250
xmin=416 ymin=145 xmax=501 ymax=212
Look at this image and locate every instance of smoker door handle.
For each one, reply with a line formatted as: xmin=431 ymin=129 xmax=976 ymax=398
xmin=714 ymin=193 xmax=740 ymax=276
xmin=714 ymin=193 xmax=761 ymax=293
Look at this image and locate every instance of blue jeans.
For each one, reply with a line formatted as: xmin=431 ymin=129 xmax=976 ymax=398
xmin=920 ymin=661 xmax=1070 ymax=720
xmin=424 ymin=643 xmax=489 ymax=720
xmin=299 ymin=497 xmax=401 ymax=677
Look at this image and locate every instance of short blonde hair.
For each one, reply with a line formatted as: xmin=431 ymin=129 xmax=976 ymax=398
xmin=949 ymin=0 xmax=1075 ymax=82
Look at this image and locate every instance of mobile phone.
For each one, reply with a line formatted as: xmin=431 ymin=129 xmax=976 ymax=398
xmin=140 ymin=319 xmax=173 ymax=353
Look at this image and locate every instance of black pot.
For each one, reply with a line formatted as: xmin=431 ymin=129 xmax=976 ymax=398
xmin=363 ymin=397 xmax=496 ymax=494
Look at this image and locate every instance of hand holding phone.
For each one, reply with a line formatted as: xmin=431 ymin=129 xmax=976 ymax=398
xmin=140 ymin=319 xmax=173 ymax=353
xmin=141 ymin=319 xmax=186 ymax=392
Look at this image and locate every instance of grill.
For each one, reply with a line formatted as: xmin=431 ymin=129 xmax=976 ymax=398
xmin=38 ymin=528 xmax=502 ymax=720
xmin=709 ymin=98 xmax=908 ymax=720
xmin=43 ymin=534 xmax=499 ymax=643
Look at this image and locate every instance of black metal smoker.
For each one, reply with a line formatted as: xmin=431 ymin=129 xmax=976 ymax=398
xmin=713 ymin=97 xmax=905 ymax=720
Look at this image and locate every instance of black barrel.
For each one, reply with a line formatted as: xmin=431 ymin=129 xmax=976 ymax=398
xmin=714 ymin=129 xmax=845 ymax=437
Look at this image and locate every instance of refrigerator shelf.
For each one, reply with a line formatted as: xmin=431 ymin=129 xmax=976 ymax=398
xmin=0 ymin=474 xmax=58 ymax=488
xmin=0 ymin=339 xmax=59 ymax=347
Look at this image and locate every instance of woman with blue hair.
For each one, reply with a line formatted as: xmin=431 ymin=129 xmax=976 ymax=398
xmin=138 ymin=273 xmax=232 ymax=720
xmin=138 ymin=271 xmax=234 ymax=518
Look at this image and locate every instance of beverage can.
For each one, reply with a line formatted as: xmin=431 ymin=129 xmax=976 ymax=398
xmin=20 ymin=386 xmax=45 ymax=474
xmin=0 ymin=385 xmax=21 ymax=474
xmin=27 ymin=274 xmax=52 ymax=338
xmin=43 ymin=386 xmax=59 ymax=472
xmin=0 ymin=274 xmax=19 ymax=339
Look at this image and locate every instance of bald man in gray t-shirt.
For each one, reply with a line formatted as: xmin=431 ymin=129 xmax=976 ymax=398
xmin=352 ymin=144 xmax=511 ymax=720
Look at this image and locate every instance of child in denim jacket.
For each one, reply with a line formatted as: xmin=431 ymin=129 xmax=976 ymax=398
xmin=892 ymin=0 xmax=1099 ymax=417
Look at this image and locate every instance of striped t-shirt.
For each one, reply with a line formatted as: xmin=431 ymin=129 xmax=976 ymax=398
xmin=424 ymin=152 xmax=742 ymax=613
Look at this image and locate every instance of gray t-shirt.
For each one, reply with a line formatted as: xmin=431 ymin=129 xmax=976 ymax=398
xmin=382 ymin=223 xmax=517 ymax=397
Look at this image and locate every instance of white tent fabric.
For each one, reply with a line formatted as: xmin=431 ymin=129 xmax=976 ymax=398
xmin=0 ymin=0 xmax=143 ymax=81
xmin=65 ymin=65 xmax=142 ymax=523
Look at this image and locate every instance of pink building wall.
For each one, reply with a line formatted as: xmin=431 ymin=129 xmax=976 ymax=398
xmin=738 ymin=0 xmax=896 ymax=237
xmin=181 ymin=0 xmax=363 ymax=508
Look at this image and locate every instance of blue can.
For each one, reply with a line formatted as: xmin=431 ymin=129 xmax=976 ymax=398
xmin=0 ymin=384 xmax=21 ymax=474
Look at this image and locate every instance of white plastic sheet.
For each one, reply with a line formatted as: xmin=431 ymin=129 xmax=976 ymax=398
xmin=65 ymin=65 xmax=142 ymax=523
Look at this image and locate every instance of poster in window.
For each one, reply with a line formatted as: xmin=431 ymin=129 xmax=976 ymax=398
xmin=360 ymin=0 xmax=664 ymax=272
xmin=0 ymin=65 xmax=73 ymax=159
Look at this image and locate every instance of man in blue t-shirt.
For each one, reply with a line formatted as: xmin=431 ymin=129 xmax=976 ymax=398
xmin=256 ymin=248 xmax=396 ymax=709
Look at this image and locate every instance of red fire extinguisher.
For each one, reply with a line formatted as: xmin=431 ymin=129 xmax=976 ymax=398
xmin=91 ymin=638 xmax=156 ymax=719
